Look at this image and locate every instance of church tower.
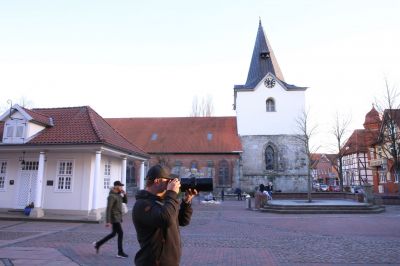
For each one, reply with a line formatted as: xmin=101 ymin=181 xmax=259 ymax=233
xmin=234 ymin=21 xmax=308 ymax=192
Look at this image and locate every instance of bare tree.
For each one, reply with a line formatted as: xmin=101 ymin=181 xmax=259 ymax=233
xmin=190 ymin=95 xmax=214 ymax=117
xmin=330 ymin=112 xmax=351 ymax=192
xmin=296 ymin=109 xmax=319 ymax=202
xmin=18 ymin=96 xmax=34 ymax=108
xmin=375 ymin=79 xmax=400 ymax=194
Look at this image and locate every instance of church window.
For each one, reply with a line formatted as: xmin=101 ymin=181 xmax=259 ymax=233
xmin=266 ymin=98 xmax=275 ymax=112
xmin=265 ymin=146 xmax=275 ymax=170
xmin=151 ymin=133 xmax=158 ymax=141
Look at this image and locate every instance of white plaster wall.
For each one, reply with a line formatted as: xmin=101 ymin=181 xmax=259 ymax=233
xmin=43 ymin=152 xmax=92 ymax=211
xmin=26 ymin=122 xmax=45 ymax=140
xmin=236 ymin=78 xmax=305 ymax=135
xmin=9 ymin=112 xmax=24 ymax=120
xmin=0 ymin=153 xmax=20 ymax=208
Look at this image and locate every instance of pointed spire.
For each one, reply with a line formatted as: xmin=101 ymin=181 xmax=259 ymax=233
xmin=243 ymin=20 xmax=285 ymax=88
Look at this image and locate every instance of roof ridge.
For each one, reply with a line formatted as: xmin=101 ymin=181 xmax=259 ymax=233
xmin=106 ymin=116 xmax=236 ymax=119
xmin=33 ymin=106 xmax=89 ymax=110
xmin=86 ymin=107 xmax=105 ymax=142
xmin=88 ymin=107 xmax=147 ymax=154
xmin=23 ymin=107 xmax=50 ymax=118
xmin=22 ymin=106 xmax=53 ymax=126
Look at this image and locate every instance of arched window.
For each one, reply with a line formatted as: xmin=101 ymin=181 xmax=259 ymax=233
xmin=218 ymin=160 xmax=230 ymax=186
xmin=266 ymin=98 xmax=275 ymax=112
xmin=265 ymin=146 xmax=275 ymax=170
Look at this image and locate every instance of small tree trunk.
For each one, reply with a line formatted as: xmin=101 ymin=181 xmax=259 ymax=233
xmin=307 ymin=163 xmax=312 ymax=202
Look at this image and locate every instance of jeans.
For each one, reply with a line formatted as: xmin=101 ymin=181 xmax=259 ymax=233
xmin=96 ymin=222 xmax=124 ymax=253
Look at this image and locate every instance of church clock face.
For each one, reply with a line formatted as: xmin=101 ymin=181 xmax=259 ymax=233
xmin=264 ymin=77 xmax=276 ymax=88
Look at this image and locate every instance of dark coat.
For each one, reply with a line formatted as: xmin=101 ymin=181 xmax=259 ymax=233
xmin=105 ymin=189 xmax=127 ymax=224
xmin=133 ymin=190 xmax=193 ymax=266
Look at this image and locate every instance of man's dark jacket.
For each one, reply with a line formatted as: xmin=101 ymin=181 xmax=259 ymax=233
xmin=133 ymin=190 xmax=193 ymax=266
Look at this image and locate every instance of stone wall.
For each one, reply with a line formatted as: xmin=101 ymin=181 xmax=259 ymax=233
xmin=240 ymin=135 xmax=309 ymax=192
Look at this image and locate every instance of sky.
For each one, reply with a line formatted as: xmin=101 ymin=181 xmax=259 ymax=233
xmin=1 ymin=0 xmax=400 ymax=152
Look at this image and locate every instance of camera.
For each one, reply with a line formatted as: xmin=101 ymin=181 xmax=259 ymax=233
xmin=180 ymin=176 xmax=213 ymax=192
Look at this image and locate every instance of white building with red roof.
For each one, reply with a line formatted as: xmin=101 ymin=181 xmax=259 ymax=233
xmin=0 ymin=105 xmax=149 ymax=220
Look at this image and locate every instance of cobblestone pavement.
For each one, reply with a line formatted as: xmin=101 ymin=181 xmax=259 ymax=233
xmin=1 ymin=200 xmax=400 ymax=265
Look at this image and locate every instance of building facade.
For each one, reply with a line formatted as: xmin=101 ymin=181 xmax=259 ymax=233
xmin=0 ymin=105 xmax=149 ymax=220
xmin=341 ymin=106 xmax=379 ymax=190
xmin=369 ymin=109 xmax=400 ymax=194
xmin=107 ymin=117 xmax=242 ymax=193
xmin=311 ymin=153 xmax=338 ymax=186
xmin=233 ymin=21 xmax=308 ymax=192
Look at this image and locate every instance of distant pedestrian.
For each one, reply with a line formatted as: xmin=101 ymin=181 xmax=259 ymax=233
xmin=259 ymin=184 xmax=267 ymax=207
xmin=265 ymin=182 xmax=273 ymax=200
xmin=235 ymin=187 xmax=242 ymax=201
xmin=221 ymin=188 xmax=225 ymax=201
xmin=93 ymin=181 xmax=128 ymax=258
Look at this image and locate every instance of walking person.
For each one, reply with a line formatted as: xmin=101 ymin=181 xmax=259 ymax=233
xmin=235 ymin=187 xmax=242 ymax=201
xmin=221 ymin=188 xmax=225 ymax=201
xmin=93 ymin=181 xmax=128 ymax=258
xmin=259 ymin=184 xmax=267 ymax=207
xmin=266 ymin=182 xmax=273 ymax=200
xmin=132 ymin=165 xmax=197 ymax=266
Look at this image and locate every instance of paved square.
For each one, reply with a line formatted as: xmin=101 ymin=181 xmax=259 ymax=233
xmin=1 ymin=200 xmax=399 ymax=265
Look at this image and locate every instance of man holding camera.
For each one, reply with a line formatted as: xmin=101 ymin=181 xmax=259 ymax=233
xmin=132 ymin=165 xmax=197 ymax=266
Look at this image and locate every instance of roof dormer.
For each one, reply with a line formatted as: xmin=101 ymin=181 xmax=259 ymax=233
xmin=0 ymin=104 xmax=53 ymax=144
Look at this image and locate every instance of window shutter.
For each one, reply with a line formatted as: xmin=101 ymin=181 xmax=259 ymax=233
xmin=16 ymin=125 xmax=24 ymax=138
xmin=6 ymin=125 xmax=14 ymax=138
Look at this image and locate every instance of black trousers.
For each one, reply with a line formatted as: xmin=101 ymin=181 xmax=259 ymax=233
xmin=97 ymin=222 xmax=124 ymax=253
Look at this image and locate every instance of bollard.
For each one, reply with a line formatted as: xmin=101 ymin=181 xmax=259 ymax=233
xmin=246 ymin=197 xmax=251 ymax=209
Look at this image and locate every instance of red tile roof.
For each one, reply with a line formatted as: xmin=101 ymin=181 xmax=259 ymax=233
xmin=3 ymin=106 xmax=148 ymax=157
xmin=22 ymin=107 xmax=53 ymax=126
xmin=106 ymin=117 xmax=243 ymax=154
xmin=342 ymin=129 xmax=372 ymax=155
xmin=311 ymin=153 xmax=337 ymax=167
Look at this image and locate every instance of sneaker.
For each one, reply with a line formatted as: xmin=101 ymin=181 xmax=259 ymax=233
xmin=92 ymin=242 xmax=99 ymax=254
xmin=116 ymin=252 xmax=129 ymax=258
